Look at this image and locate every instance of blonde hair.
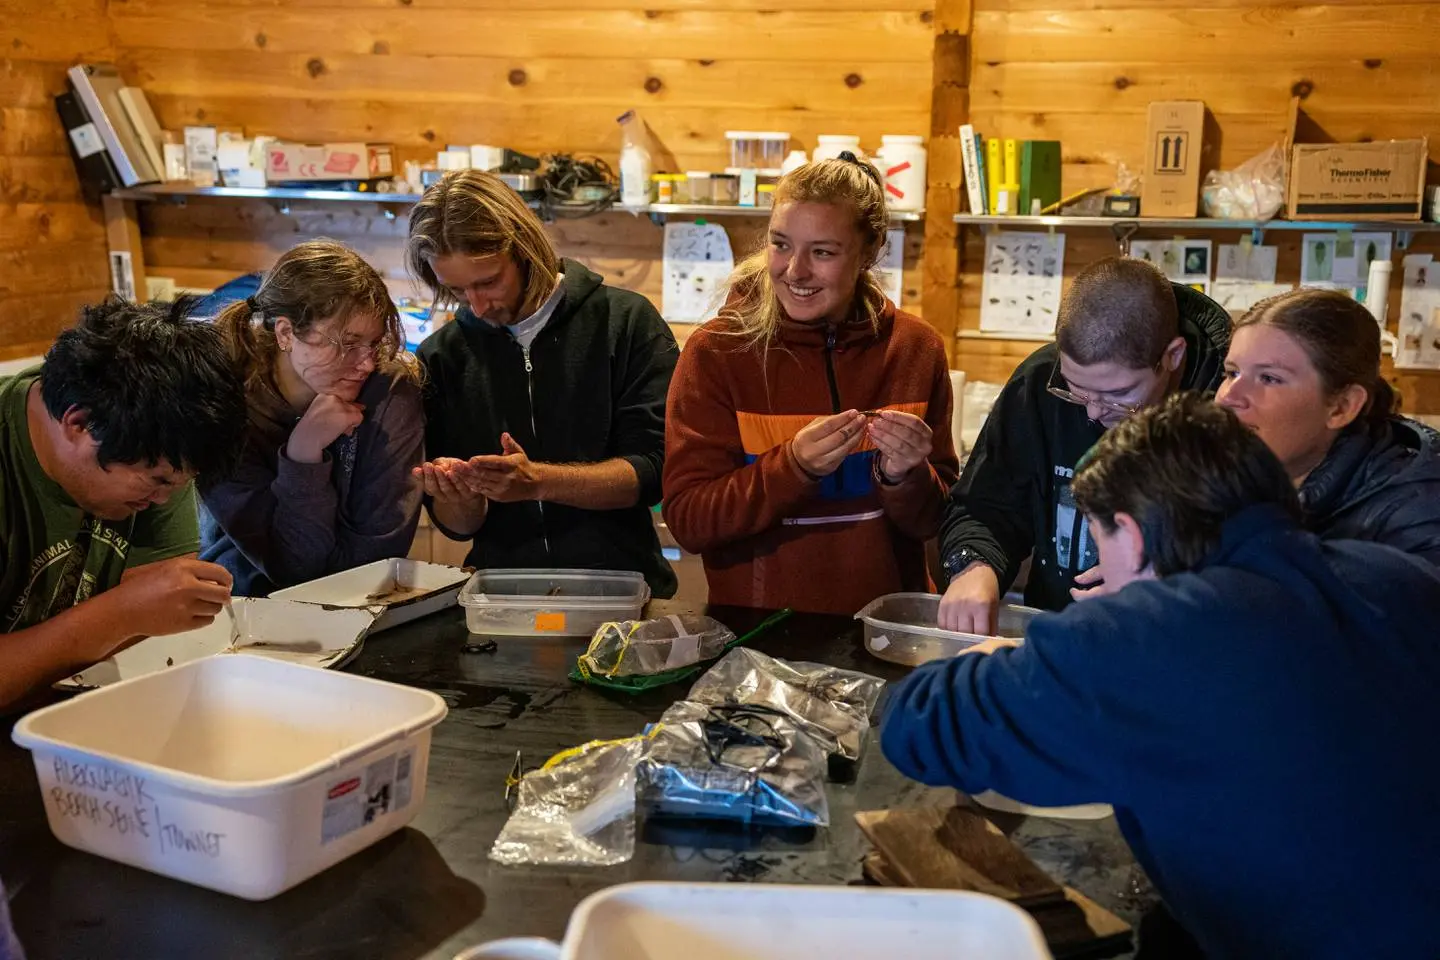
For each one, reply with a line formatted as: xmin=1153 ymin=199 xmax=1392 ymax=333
xmin=405 ymin=169 xmax=560 ymax=318
xmin=719 ymin=157 xmax=890 ymax=350
xmin=212 ymin=239 xmax=415 ymax=400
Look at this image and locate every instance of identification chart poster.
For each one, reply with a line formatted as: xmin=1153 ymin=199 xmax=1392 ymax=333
xmin=662 ymin=222 xmax=734 ymax=323
xmin=1398 ymin=253 xmax=1440 ymax=370
xmin=1211 ymin=242 xmax=1289 ymax=315
xmin=1129 ymin=239 xmax=1212 ymax=295
xmin=1300 ymin=232 xmax=1391 ymax=300
xmin=871 ymin=228 xmax=906 ymax=307
xmin=979 ymin=231 xmax=1066 ymax=336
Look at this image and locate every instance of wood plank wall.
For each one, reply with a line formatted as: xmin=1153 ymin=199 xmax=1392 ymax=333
xmin=956 ymin=0 xmax=1440 ymax=413
xmin=101 ymin=0 xmax=935 ymax=338
xmin=0 ymin=0 xmax=114 ymax=359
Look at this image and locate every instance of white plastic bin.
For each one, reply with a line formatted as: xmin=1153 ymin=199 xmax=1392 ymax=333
xmin=458 ymin=568 xmax=650 ymax=637
xmin=855 ymin=593 xmax=1041 ymax=666
xmin=14 ymin=655 xmax=447 ymax=900
xmin=456 ymin=882 xmax=1052 ymax=960
xmin=271 ymin=558 xmax=471 ymax=632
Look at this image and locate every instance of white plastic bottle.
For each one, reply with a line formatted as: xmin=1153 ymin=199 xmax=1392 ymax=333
xmin=877 ymin=135 xmax=927 ymax=212
xmin=617 ymin=111 xmax=652 ymax=208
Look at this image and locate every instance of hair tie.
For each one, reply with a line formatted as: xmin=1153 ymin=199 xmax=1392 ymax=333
xmin=837 ymin=150 xmax=883 ymax=189
xmin=244 ymin=295 xmax=267 ymax=325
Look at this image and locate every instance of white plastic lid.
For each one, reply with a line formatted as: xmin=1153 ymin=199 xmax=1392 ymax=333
xmin=725 ymin=131 xmax=791 ymax=140
xmin=882 ymin=135 xmax=925 ymax=144
xmin=685 ymin=171 xmax=712 ymax=179
xmin=817 ymin=134 xmax=861 ymax=144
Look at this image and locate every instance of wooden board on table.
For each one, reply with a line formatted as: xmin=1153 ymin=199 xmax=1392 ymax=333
xmin=861 ymin=843 xmax=1133 ymax=959
xmin=855 ymin=805 xmax=1065 ymax=906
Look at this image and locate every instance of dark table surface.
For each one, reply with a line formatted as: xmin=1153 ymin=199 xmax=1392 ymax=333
xmin=1 ymin=599 xmax=1154 ymax=960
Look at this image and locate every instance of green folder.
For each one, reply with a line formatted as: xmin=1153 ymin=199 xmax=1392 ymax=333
xmin=1018 ymin=141 xmax=1062 ymax=216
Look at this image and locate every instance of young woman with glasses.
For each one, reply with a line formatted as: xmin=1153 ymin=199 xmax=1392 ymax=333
xmin=199 ymin=239 xmax=424 ymax=595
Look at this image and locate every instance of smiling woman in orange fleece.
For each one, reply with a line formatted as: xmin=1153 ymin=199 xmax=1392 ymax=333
xmin=662 ymin=154 xmax=958 ymax=615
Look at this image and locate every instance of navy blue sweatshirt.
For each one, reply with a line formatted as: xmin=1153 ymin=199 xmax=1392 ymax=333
xmin=882 ymin=505 xmax=1440 ymax=960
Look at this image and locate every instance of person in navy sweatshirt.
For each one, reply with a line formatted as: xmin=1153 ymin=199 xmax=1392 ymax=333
xmin=880 ymin=392 xmax=1440 ymax=960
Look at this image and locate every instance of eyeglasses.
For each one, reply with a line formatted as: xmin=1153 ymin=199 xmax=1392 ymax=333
xmin=1046 ymin=360 xmax=1155 ymax=417
xmin=299 ymin=331 xmax=392 ymax=365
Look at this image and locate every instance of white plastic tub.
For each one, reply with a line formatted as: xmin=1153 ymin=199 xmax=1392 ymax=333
xmin=15 ymin=655 xmax=446 ymax=900
xmin=56 ymin=598 xmax=378 ymax=692
xmin=856 ymin=593 xmax=1041 ymax=666
xmin=271 ymin=558 xmax=470 ymax=632
xmin=458 ymin=569 xmax=650 ymax=638
xmin=456 ymin=882 xmax=1052 ymax=960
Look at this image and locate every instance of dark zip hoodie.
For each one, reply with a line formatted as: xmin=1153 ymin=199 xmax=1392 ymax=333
xmin=417 ymin=259 xmax=679 ymax=598
xmin=939 ymin=283 xmax=1232 ymax=611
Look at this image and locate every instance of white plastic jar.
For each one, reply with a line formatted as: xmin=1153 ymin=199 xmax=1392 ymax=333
xmin=813 ymin=135 xmax=861 ymax=163
xmin=877 ymin=135 xmax=926 ymax=211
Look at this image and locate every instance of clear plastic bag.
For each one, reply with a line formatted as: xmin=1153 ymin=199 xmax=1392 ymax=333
xmin=577 ymin=614 xmax=735 ymax=679
xmin=685 ymin=648 xmax=884 ymax=764
xmin=489 ymin=735 xmax=649 ymax=867
xmin=637 ymin=700 xmax=830 ymax=828
xmin=1202 ymin=144 xmax=1286 ymax=220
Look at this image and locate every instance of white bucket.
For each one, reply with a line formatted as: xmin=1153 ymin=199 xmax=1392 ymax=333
xmin=879 ymin=134 xmax=927 ymax=211
xmin=13 ymin=655 xmax=447 ymax=900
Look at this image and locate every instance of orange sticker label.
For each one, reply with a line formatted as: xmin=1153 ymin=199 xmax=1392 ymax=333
xmin=534 ymin=612 xmax=567 ymax=633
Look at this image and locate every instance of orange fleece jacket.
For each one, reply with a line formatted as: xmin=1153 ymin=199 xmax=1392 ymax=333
xmin=663 ymin=302 xmax=959 ymax=615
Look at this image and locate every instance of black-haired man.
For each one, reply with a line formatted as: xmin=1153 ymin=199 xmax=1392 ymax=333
xmin=0 ymin=298 xmax=248 ymax=708
xmin=939 ymin=257 xmax=1231 ymax=632
xmin=882 ymin=393 xmax=1440 ymax=960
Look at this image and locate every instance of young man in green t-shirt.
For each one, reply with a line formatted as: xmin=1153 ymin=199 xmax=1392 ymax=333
xmin=0 ymin=297 xmax=248 ymax=709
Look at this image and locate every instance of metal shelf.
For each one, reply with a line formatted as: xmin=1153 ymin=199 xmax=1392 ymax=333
xmin=112 ymin=183 xmax=424 ymax=204
xmin=953 ymin=213 xmax=1440 ymax=252
xmin=649 ymin=203 xmax=924 ymax=223
xmin=109 ymin=187 xmax=926 ymax=225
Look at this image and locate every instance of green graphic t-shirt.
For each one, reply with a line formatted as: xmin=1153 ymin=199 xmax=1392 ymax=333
xmin=0 ymin=368 xmax=200 ymax=633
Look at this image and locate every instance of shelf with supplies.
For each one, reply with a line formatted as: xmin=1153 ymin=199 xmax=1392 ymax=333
xmin=952 ymin=214 xmax=1440 ymax=254
xmin=648 ymin=203 xmax=924 ymax=224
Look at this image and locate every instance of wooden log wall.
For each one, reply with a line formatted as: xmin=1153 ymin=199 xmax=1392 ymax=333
xmin=956 ymin=0 xmax=1440 ymax=413
xmin=0 ymin=0 xmax=114 ymax=359
xmin=100 ymin=0 xmax=936 ymax=339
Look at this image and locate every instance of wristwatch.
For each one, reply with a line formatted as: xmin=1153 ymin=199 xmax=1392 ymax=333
xmin=941 ymin=546 xmax=995 ymax=583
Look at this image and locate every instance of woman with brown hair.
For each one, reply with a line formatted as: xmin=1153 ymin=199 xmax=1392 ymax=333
xmin=199 ymin=239 xmax=425 ymax=595
xmin=662 ymin=155 xmax=959 ymax=615
xmin=1217 ymin=287 xmax=1440 ymax=564
xmin=405 ymin=170 xmax=678 ymax=597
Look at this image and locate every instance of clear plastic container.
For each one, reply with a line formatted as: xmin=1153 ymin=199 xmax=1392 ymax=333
xmin=685 ymin=172 xmax=713 ymax=204
xmin=458 ymin=569 xmax=651 ymax=637
xmin=725 ymin=131 xmax=790 ymax=174
xmin=711 ymin=173 xmax=740 ymax=205
xmin=854 ymin=593 xmax=1040 ymax=666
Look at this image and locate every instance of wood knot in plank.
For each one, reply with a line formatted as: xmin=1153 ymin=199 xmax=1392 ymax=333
xmin=1290 ymin=79 xmax=1314 ymax=100
xmin=1364 ymin=58 xmax=1382 ymax=69
xmin=306 ymin=58 xmax=327 ymax=78
xmin=644 ymin=76 xmax=663 ymax=94
xmin=254 ymin=32 xmax=267 ymax=49
xmin=1113 ymin=76 xmax=1131 ymax=91
xmin=372 ymin=40 xmax=390 ymax=55
xmin=845 ymin=73 xmax=863 ymax=89
xmin=508 ymin=69 xmax=527 ymax=86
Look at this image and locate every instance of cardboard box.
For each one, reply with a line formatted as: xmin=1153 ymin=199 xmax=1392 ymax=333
xmin=265 ymin=142 xmax=395 ymax=182
xmin=1286 ymin=99 xmax=1427 ymax=221
xmin=1141 ymin=101 xmax=1207 ymax=218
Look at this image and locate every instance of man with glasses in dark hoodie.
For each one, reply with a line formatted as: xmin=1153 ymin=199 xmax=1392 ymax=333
xmin=938 ymin=256 xmax=1231 ymax=633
